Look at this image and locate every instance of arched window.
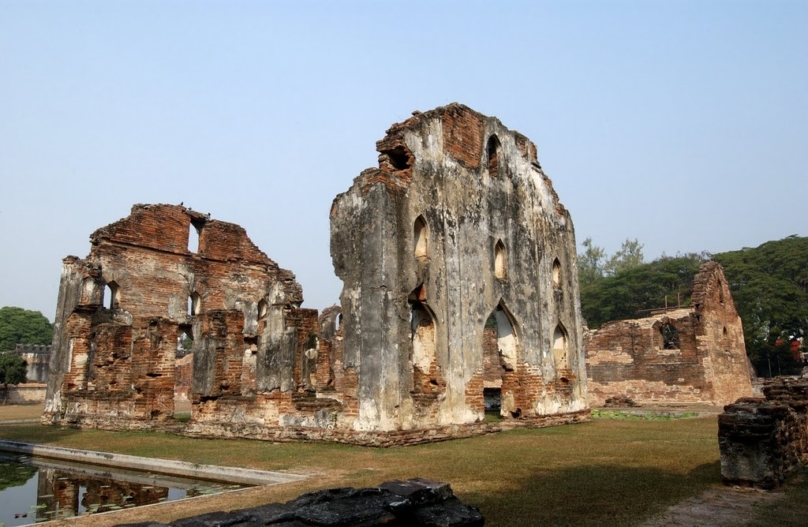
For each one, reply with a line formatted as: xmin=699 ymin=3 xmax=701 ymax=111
xmin=414 ymin=216 xmax=428 ymax=259
xmin=553 ymin=324 xmax=568 ymax=371
xmin=487 ymin=135 xmax=501 ymax=178
xmin=493 ymin=306 xmax=517 ymax=370
xmin=660 ymin=323 xmax=679 ymax=350
xmin=552 ymin=259 xmax=562 ymax=289
xmin=177 ymin=326 xmax=194 ymax=357
xmin=257 ymin=299 xmax=268 ymax=319
xmin=494 ymin=240 xmax=507 ymax=280
xmin=409 ymin=286 xmax=438 ymax=395
xmin=482 ymin=303 xmax=520 ymax=417
xmin=188 ymin=292 xmax=201 ymax=316
xmin=104 ymin=282 xmax=119 ymax=310
xmin=188 ymin=222 xmax=200 ymax=253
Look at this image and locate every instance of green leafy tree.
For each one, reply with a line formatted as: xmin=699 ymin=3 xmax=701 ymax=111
xmin=713 ymin=235 xmax=808 ymax=376
xmin=0 ymin=306 xmax=53 ymax=351
xmin=578 ymin=237 xmax=607 ymax=290
xmin=0 ymin=459 xmax=37 ymax=491
xmin=604 ymin=238 xmax=645 ymax=276
xmin=580 ymin=253 xmax=707 ymax=328
xmin=0 ymin=353 xmax=27 ymax=403
xmin=578 ymin=235 xmax=808 ymax=377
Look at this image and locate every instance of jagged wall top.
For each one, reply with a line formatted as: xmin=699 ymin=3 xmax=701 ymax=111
xmin=333 ymin=103 xmax=568 ymax=218
xmin=90 ymin=203 xmax=277 ymax=268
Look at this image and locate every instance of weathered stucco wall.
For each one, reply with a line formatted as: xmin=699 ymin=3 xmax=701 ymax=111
xmin=585 ymin=262 xmax=753 ymax=406
xmin=330 ymin=103 xmax=588 ymax=433
xmin=10 ymin=344 xmax=52 ymax=383
xmin=43 ymin=104 xmax=589 ymax=445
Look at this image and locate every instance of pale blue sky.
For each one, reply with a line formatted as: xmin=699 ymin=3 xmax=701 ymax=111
xmin=1 ymin=1 xmax=806 ymax=322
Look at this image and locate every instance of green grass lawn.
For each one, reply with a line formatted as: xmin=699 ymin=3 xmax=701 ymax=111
xmin=0 ymin=416 xmax=728 ymax=526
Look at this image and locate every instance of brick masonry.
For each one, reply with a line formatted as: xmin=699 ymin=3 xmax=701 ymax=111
xmin=719 ymin=377 xmax=808 ymax=488
xmin=44 ymin=103 xmax=591 ymax=445
xmin=585 ymin=262 xmax=754 ymax=406
xmin=331 ymin=103 xmax=588 ymax=433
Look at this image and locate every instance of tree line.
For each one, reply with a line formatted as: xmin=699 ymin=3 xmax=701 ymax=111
xmin=0 ymin=306 xmax=53 ymax=391
xmin=578 ymin=235 xmax=808 ymax=377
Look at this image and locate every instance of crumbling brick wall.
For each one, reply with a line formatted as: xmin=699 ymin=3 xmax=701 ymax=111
xmin=43 ymin=204 xmax=321 ymax=430
xmin=43 ymin=104 xmax=590 ymax=445
xmin=585 ymin=262 xmax=753 ymax=406
xmin=330 ymin=103 xmax=588 ymax=433
xmin=719 ymin=378 xmax=808 ymax=488
xmin=37 ymin=467 xmax=170 ymax=518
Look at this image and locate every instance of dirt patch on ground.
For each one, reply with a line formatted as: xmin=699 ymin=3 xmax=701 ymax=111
xmin=0 ymin=403 xmax=43 ymax=421
xmin=641 ymin=485 xmax=786 ymax=526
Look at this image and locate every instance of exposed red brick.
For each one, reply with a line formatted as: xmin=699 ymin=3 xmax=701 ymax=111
xmin=586 ymin=262 xmax=754 ymax=406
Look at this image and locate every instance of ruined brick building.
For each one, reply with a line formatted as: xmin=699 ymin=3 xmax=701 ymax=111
xmin=44 ymin=103 xmax=588 ymax=444
xmin=585 ymin=261 xmax=754 ymax=406
xmin=43 ymin=204 xmax=318 ymax=429
xmin=330 ymin=104 xmax=588 ymax=431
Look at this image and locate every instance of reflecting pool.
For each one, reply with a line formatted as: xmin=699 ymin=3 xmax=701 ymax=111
xmin=0 ymin=453 xmax=246 ymax=526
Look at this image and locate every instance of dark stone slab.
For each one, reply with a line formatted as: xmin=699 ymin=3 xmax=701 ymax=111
xmin=115 ymin=479 xmax=484 ymax=527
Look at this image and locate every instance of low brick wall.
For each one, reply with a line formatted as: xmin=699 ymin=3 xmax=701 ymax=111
xmin=183 ymin=409 xmax=590 ymax=447
xmin=719 ymin=377 xmax=808 ymax=488
xmin=0 ymin=383 xmax=46 ymax=404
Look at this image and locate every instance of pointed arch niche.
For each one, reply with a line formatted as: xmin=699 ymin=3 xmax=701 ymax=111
xmin=482 ymin=303 xmax=520 ymax=416
xmin=494 ymin=240 xmax=507 ymax=280
xmin=188 ymin=219 xmax=205 ymax=254
xmin=552 ymin=258 xmax=562 ymax=289
xmin=104 ymin=282 xmax=119 ymax=310
xmin=552 ymin=324 xmax=569 ymax=373
xmin=414 ymin=216 xmax=428 ymax=260
xmin=408 ymin=285 xmax=439 ymax=394
xmin=188 ymin=291 xmax=201 ymax=316
xmin=487 ymin=135 xmax=501 ymax=178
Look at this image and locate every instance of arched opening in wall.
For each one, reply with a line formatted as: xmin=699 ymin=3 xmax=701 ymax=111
xmin=494 ymin=240 xmax=507 ymax=280
xmin=336 ymin=313 xmax=343 ymax=332
xmin=299 ymin=333 xmax=319 ymax=393
xmin=104 ymin=282 xmax=119 ymax=310
xmin=552 ymin=259 xmax=562 ymax=289
xmin=409 ymin=292 xmax=438 ymax=395
xmin=177 ymin=326 xmax=194 ymax=357
xmin=414 ymin=216 xmax=428 ymax=259
xmin=718 ymin=279 xmax=725 ymax=304
xmin=188 ymin=221 xmax=202 ymax=253
xmin=256 ymin=299 xmax=268 ymax=335
xmin=553 ymin=324 xmax=569 ymax=375
xmin=174 ymin=325 xmax=194 ymax=413
xmin=482 ymin=304 xmax=519 ymax=418
xmin=660 ymin=323 xmax=679 ymax=350
xmin=188 ymin=292 xmax=201 ymax=317
xmin=487 ymin=135 xmax=501 ymax=178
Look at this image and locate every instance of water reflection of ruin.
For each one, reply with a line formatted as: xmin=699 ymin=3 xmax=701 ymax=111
xmin=36 ymin=466 xmax=170 ymax=519
xmin=30 ymin=458 xmax=227 ymax=521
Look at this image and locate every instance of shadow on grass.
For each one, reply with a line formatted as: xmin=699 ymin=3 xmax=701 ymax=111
xmin=462 ymin=461 xmax=721 ymax=527
xmin=746 ymin=468 xmax=808 ymax=527
xmin=0 ymin=423 xmax=84 ymax=445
